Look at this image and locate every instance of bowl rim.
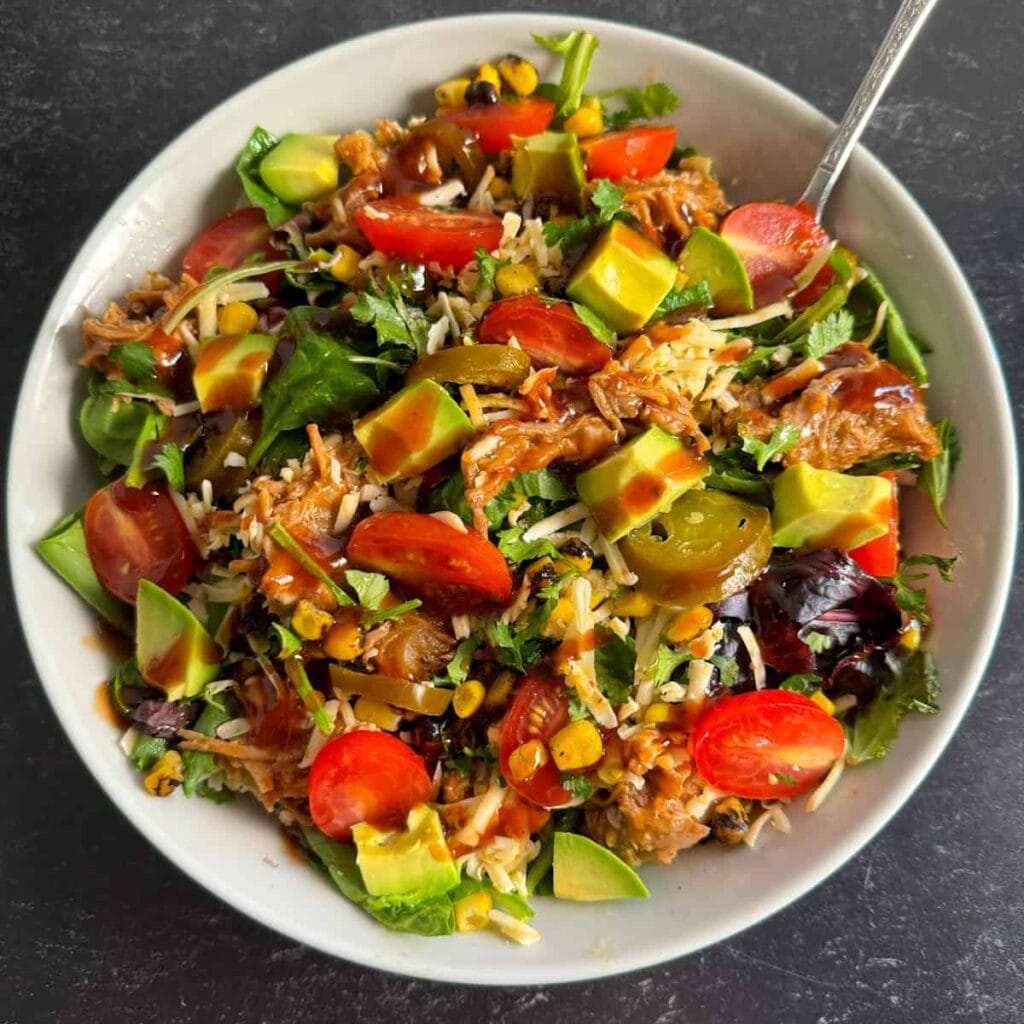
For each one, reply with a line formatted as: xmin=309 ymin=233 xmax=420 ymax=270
xmin=7 ymin=11 xmax=1019 ymax=985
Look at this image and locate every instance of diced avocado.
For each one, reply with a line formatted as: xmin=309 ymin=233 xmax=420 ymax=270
xmin=354 ymin=378 xmax=474 ymax=483
xmin=136 ymin=579 xmax=221 ymax=702
xmin=258 ymin=133 xmax=339 ymax=204
xmin=511 ymin=131 xmax=584 ymax=206
xmin=576 ymin=425 xmax=707 ymax=541
xmin=677 ymin=226 xmax=754 ymax=315
xmin=772 ymin=463 xmax=892 ymax=550
xmin=566 ymin=220 xmax=677 ymax=334
xmin=552 ymin=832 xmax=649 ymax=901
xmin=352 ymin=803 xmax=460 ymax=899
xmin=193 ymin=333 xmax=277 ymax=414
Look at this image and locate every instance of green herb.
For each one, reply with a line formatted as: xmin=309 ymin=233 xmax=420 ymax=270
xmin=803 ymin=308 xmax=854 ymax=360
xmin=918 ymin=419 xmax=959 ymax=528
xmin=109 ymin=657 xmax=141 ymax=716
xmin=704 ymin=447 xmax=773 ymax=506
xmin=566 ymin=695 xmax=591 ymax=721
xmin=267 ymin=522 xmax=354 ymax=606
xmin=847 ymin=650 xmax=939 ymax=764
xmin=772 ymin=249 xmax=856 ymax=343
xmin=181 ymin=700 xmax=236 ymax=802
xmin=803 ymin=631 xmax=835 ymax=654
xmin=563 ymin=774 xmax=595 ymax=799
xmin=740 ymin=422 xmax=800 ymax=471
xmin=532 ymin=30 xmax=599 ymax=121
xmin=599 ymin=82 xmax=680 ymax=130
xmin=474 ymin=246 xmax=506 ymax=293
xmin=350 ymin=277 xmax=431 ymax=354
xmin=594 ymin=629 xmax=635 ymax=705
xmin=35 ymin=512 xmax=132 ymax=632
xmin=444 ymin=636 xmax=481 ymax=686
xmin=435 ymin=467 xmax=575 ymax=532
xmin=648 ymin=281 xmax=714 ymax=323
xmin=235 ymin=126 xmax=299 ymax=227
xmin=284 ymin=657 xmax=334 ymax=736
xmin=362 ymin=598 xmax=423 ymax=628
xmin=849 ymin=452 xmax=924 ymax=476
xmin=249 ymin=307 xmax=381 ymax=465
xmin=571 ymin=302 xmax=617 ymax=345
xmin=255 ymin=430 xmax=310 ymax=474
xmin=708 ymin=654 xmax=739 ymax=688
xmin=773 ymin=772 xmax=798 ymax=786
xmin=269 ymin=622 xmax=302 ymax=658
xmin=444 ymin=742 xmax=495 ymax=778
xmin=496 ymin=522 xmax=562 ymax=564
xmin=344 ymin=569 xmax=390 ymax=611
xmin=779 ymin=673 xmax=822 ymax=695
xmin=849 ymin=266 xmax=928 ymax=383
xmin=652 ymin=642 xmax=691 ymax=685
xmin=108 ymin=341 xmax=158 ymax=384
xmin=302 ymin=826 xmax=455 ymax=936
xmin=130 ymin=733 xmax=167 ymax=773
xmin=542 ymin=177 xmax=623 ymax=250
xmin=885 ymin=553 xmax=960 ymax=626
xmin=79 ymin=378 xmax=167 ymax=476
xmin=590 ymin=178 xmax=624 ymax=218
xmin=153 ymin=442 xmax=185 ymax=492
xmin=489 ymin=598 xmax=556 ymax=672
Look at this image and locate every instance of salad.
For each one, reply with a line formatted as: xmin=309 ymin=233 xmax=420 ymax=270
xmin=38 ymin=30 xmax=959 ymax=944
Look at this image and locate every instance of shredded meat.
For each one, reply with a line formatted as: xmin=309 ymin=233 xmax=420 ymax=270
xmin=586 ymin=728 xmax=709 ymax=865
xmin=461 ymin=414 xmax=616 ymax=532
xmin=371 ymin=610 xmax=455 ymax=681
xmin=726 ymin=344 xmax=940 ymax=471
xmin=604 ymin=159 xmax=729 ymax=250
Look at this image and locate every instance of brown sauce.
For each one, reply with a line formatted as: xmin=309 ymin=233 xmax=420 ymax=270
xmin=362 ymin=384 xmax=440 ymax=478
xmin=143 ymin=632 xmax=221 ymax=691
xmin=827 ymin=360 xmax=917 ymax=413
xmin=93 ymin=681 xmax=124 ymax=727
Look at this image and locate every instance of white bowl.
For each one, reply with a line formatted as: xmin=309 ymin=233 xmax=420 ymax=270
xmin=8 ymin=13 xmax=1017 ymax=985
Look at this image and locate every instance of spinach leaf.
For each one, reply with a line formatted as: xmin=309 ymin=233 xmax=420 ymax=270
xmin=918 ymin=418 xmax=959 ymax=528
xmin=532 ymin=30 xmax=599 ymax=121
xmin=79 ymin=379 xmax=166 ymax=474
xmin=849 ymin=266 xmax=928 ymax=383
xmin=704 ymin=447 xmax=773 ymax=506
xmin=847 ymin=650 xmax=939 ymax=764
xmin=302 ymin=827 xmax=455 ymax=936
xmin=250 ymin=308 xmax=381 ymax=465
xmin=849 ymin=451 xmax=924 ymax=477
xmin=235 ymin=126 xmax=299 ymax=228
xmin=36 ymin=512 xmax=132 ymax=633
xmin=594 ymin=629 xmax=635 ymax=706
xmin=599 ymin=82 xmax=680 ymax=130
xmin=350 ymin=277 xmax=430 ymax=354
xmin=740 ymin=422 xmax=800 ymax=471
xmin=181 ymin=700 xmax=236 ymax=801
xmin=256 ymin=430 xmax=310 ymax=474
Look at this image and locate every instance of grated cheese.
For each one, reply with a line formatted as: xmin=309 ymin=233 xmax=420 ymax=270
xmin=863 ymin=299 xmax=889 ymax=349
xmin=425 ymin=316 xmax=449 ymax=355
xmin=223 ymin=451 xmax=247 ymax=468
xmin=791 ymin=240 xmax=837 ymax=292
xmin=592 ymin=528 xmax=639 ymax=586
xmin=429 ymin=510 xmax=468 ymax=533
xmin=460 ymin=384 xmax=486 ymax=430
xmin=418 ymin=179 xmax=467 ymax=207
xmin=565 ymin=577 xmax=617 ymax=728
xmin=806 ymin=749 xmax=847 ymax=812
xmin=197 ymin=291 xmax=218 ymax=339
xmin=299 ymin=701 xmax=340 ymax=768
xmin=522 ymin=502 xmax=588 ymax=541
xmin=488 ymin=909 xmax=540 ymax=945
xmin=684 ymin=659 xmax=714 ymax=703
xmin=467 ymin=164 xmax=496 ymax=212
xmin=708 ymin=300 xmax=793 ymax=330
xmin=737 ymin=624 xmax=766 ymax=689
xmin=333 ymin=491 xmax=360 ymax=534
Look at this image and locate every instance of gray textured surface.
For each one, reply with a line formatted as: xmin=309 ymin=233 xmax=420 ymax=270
xmin=1 ymin=1 xmax=1022 ymax=1021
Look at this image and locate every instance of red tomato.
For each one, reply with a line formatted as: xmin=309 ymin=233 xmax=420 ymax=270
xmin=355 ymin=197 xmax=502 ymax=269
xmin=477 ymin=295 xmax=613 ymax=375
xmin=692 ymin=690 xmax=846 ymax=800
xmin=181 ymin=207 xmax=278 ymax=282
xmin=441 ymin=97 xmax=556 ymax=154
xmin=850 ymin=472 xmax=899 ymax=577
xmin=499 ymin=676 xmax=575 ymax=809
xmin=582 ymin=126 xmax=677 ymax=181
xmin=347 ymin=511 xmax=513 ymax=610
xmin=308 ymin=730 xmax=433 ymax=840
xmin=719 ymin=202 xmax=832 ymax=307
xmin=83 ymin=479 xmax=197 ymax=604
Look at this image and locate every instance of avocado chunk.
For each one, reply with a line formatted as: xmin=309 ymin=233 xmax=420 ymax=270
xmin=552 ymin=832 xmax=649 ymax=901
xmin=677 ymin=226 xmax=754 ymax=315
xmin=136 ymin=579 xmax=221 ymax=702
xmin=193 ymin=333 xmax=278 ymax=414
xmin=352 ymin=803 xmax=459 ymax=899
xmin=576 ymin=425 xmax=708 ymax=541
xmin=354 ymin=378 xmax=474 ymax=483
xmin=258 ymin=133 xmax=339 ymax=204
xmin=511 ymin=131 xmax=584 ymax=206
xmin=566 ymin=220 xmax=677 ymax=334
xmin=772 ymin=462 xmax=892 ymax=550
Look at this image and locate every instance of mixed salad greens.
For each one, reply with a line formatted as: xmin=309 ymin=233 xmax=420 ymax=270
xmin=38 ymin=29 xmax=958 ymax=943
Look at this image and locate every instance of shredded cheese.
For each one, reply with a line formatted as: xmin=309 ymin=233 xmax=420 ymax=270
xmin=806 ymin=749 xmax=847 ymax=812
xmin=708 ymin=300 xmax=793 ymax=330
xmin=684 ymin=659 xmax=714 ymax=704
xmin=737 ymin=624 xmax=766 ymax=689
xmin=791 ymin=240 xmax=837 ymax=292
xmin=460 ymin=384 xmax=485 ymax=430
xmin=522 ymin=502 xmax=588 ymax=542
xmin=565 ymin=577 xmax=617 ymax=728
xmin=418 ymin=179 xmax=467 ymax=207
xmin=333 ymin=491 xmax=360 ymax=534
xmin=863 ymin=299 xmax=889 ymax=349
xmin=467 ymin=164 xmax=496 ymax=212
xmin=425 ymin=316 xmax=449 ymax=355
xmin=488 ymin=909 xmax=540 ymax=945
xmin=592 ymin=528 xmax=639 ymax=586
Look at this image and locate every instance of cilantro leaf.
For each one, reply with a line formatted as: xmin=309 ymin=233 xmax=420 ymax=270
xmin=652 ymin=642 xmax=691 ymax=685
xmin=918 ymin=419 xmax=959 ymax=528
xmin=542 ymin=178 xmax=623 ymax=250
xmin=350 ymin=278 xmax=430 ymax=353
xmin=590 ymin=178 xmax=624 ymax=220
xmin=153 ymin=442 xmax=185 ymax=492
xmin=884 ymin=553 xmax=960 ymax=626
xmin=599 ymin=82 xmax=680 ymax=130
xmin=804 ymin=309 xmax=854 ymax=360
xmin=803 ymin=631 xmax=835 ymax=654
xmin=344 ymin=569 xmax=390 ymax=611
xmin=489 ymin=598 xmax=556 ymax=672
xmin=594 ymin=630 xmax=635 ymax=706
xmin=563 ymin=775 xmax=594 ymax=799
xmin=566 ymin=695 xmax=591 ymax=721
xmin=571 ymin=302 xmax=617 ymax=344
xmin=474 ymin=246 xmax=505 ymax=293
xmin=708 ymin=654 xmax=740 ymax=688
xmin=497 ymin=523 xmax=561 ymax=564
xmin=779 ymin=673 xmax=822 ymax=696
xmin=532 ymin=31 xmax=599 ymax=121
xmin=648 ymin=281 xmax=713 ymax=323
xmin=740 ymin=422 xmax=800 ymax=471
xmin=443 ymin=636 xmax=480 ymax=686
xmin=109 ymin=341 xmax=158 ymax=384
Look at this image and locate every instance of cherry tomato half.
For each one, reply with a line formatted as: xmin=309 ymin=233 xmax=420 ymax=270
xmin=499 ymin=676 xmax=575 ymax=809
xmin=355 ymin=197 xmax=503 ymax=269
xmin=850 ymin=472 xmax=899 ymax=577
xmin=719 ymin=202 xmax=831 ymax=308
xmin=441 ymin=97 xmax=556 ymax=155
xmin=581 ymin=126 xmax=677 ymax=181
xmin=83 ymin=478 xmax=197 ymax=604
xmin=691 ymin=689 xmax=846 ymax=800
xmin=347 ymin=511 xmax=513 ymax=611
xmin=477 ymin=295 xmax=613 ymax=375
xmin=181 ymin=207 xmax=278 ymax=282
xmin=308 ymin=730 xmax=433 ymax=840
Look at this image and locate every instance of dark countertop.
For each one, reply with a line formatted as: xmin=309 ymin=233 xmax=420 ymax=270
xmin=2 ymin=1 xmax=1021 ymax=1021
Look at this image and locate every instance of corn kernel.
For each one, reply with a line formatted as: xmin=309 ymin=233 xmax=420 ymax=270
xmin=454 ymin=891 xmax=493 ymax=932
xmin=666 ymin=605 xmax=713 ymax=645
xmin=497 ymin=54 xmax=539 ymax=96
xmin=143 ymin=750 xmax=184 ymax=797
xmin=549 ymin=719 xmax=604 ymax=771
xmin=453 ymin=679 xmax=486 ymax=719
xmin=643 ymin=702 xmax=687 ymax=726
xmin=487 ymin=175 xmax=512 ymax=200
xmin=329 ymin=244 xmax=362 ymax=284
xmin=354 ymin=696 xmax=403 ymax=731
xmin=484 ymin=670 xmax=516 ymax=708
xmin=495 ymin=262 xmax=540 ymax=297
xmin=901 ymin=624 xmax=922 ymax=651
xmin=474 ymin=62 xmax=501 ymax=89
xmin=217 ymin=301 xmax=259 ymax=335
xmin=291 ymin=600 xmax=334 ymax=641
xmin=435 ymin=76 xmax=471 ymax=108
xmin=323 ymin=619 xmax=363 ymax=661
xmin=541 ymin=596 xmax=575 ymax=639
xmin=608 ymin=591 xmax=655 ymax=618
xmin=810 ymin=689 xmax=837 ymax=715
xmin=508 ymin=739 xmax=549 ymax=781
xmin=564 ymin=98 xmax=603 ymax=138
